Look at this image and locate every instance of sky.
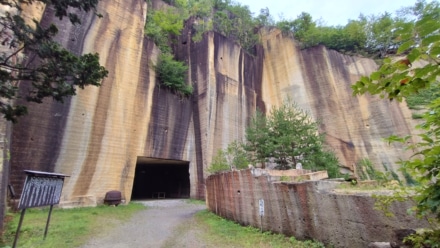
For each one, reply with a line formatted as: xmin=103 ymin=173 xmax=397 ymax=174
xmin=237 ymin=0 xmax=419 ymax=26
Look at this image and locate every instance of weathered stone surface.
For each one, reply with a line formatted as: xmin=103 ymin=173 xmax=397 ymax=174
xmin=10 ymin=0 xmax=152 ymax=206
xmin=205 ymin=169 xmax=428 ymax=248
xmin=6 ymin=1 xmax=420 ymax=208
xmin=8 ymin=1 xmax=263 ymax=205
xmin=260 ymin=28 xmax=418 ymax=172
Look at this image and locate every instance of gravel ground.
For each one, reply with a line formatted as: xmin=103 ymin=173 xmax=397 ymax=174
xmin=79 ymin=199 xmax=207 ymax=248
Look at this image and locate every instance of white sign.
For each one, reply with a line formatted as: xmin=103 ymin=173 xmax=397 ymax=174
xmin=259 ymin=199 xmax=264 ymax=216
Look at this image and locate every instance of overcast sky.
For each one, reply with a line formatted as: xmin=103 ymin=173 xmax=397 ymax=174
xmin=237 ymin=0 xmax=419 ymax=26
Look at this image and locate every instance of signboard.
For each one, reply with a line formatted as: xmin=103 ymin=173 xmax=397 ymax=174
xmin=259 ymin=199 xmax=264 ymax=216
xmin=13 ymin=170 xmax=69 ymax=248
xmin=18 ymin=170 xmax=66 ymax=209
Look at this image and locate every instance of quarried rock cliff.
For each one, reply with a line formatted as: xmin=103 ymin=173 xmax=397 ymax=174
xmin=7 ymin=1 xmax=418 ymax=206
xmin=9 ymin=0 xmax=263 ymax=205
xmin=260 ymin=28 xmax=417 ymax=172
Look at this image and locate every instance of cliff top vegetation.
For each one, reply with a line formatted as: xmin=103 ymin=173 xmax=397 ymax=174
xmin=148 ymin=0 xmax=438 ymax=58
xmin=147 ymin=0 xmax=440 ymax=97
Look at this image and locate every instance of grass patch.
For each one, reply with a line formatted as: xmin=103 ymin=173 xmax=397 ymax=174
xmin=0 ymin=203 xmax=145 ymax=248
xmin=185 ymin=199 xmax=206 ymax=205
xmin=194 ymin=210 xmax=325 ymax=248
xmin=411 ymin=112 xmax=424 ymax=119
xmin=334 ymin=180 xmax=402 ymax=196
xmin=336 ymin=181 xmax=382 ymax=191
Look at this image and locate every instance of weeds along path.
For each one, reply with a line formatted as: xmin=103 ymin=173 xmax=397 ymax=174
xmin=79 ymin=199 xmax=207 ymax=248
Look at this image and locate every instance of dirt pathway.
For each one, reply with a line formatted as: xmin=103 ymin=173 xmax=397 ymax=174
xmin=79 ymin=199 xmax=207 ymax=248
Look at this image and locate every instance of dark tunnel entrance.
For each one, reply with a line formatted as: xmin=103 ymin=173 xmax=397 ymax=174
xmin=131 ymin=157 xmax=190 ymax=200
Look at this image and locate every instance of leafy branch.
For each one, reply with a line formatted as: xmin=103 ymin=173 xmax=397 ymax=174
xmin=0 ymin=0 xmax=108 ymax=122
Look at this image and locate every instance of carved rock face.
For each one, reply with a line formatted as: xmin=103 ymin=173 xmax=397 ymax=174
xmin=8 ymin=2 xmax=418 ymax=207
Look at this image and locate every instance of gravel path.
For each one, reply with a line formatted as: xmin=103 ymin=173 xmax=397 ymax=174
xmin=79 ymin=199 xmax=207 ymax=248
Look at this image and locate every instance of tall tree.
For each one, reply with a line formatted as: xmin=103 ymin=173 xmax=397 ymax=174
xmin=255 ymin=7 xmax=274 ymax=27
xmin=0 ymin=0 xmax=108 ymax=122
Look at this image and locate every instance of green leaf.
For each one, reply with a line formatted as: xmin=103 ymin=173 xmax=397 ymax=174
xmin=415 ymin=16 xmax=432 ymax=29
xmin=360 ymin=76 xmax=371 ymax=85
xmin=397 ymin=40 xmax=414 ymax=54
xmin=430 ymin=46 xmax=440 ymax=56
xmin=418 ymin=21 xmax=440 ymax=37
xmin=407 ymin=48 xmax=422 ymax=63
xmin=421 ymin=35 xmax=440 ymax=47
xmin=383 ymin=57 xmax=392 ymax=64
xmin=370 ymin=72 xmax=381 ymax=81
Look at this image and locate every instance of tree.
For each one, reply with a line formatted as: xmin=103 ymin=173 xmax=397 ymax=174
xmin=155 ymin=53 xmax=192 ymax=96
xmin=291 ymin=12 xmax=316 ymax=41
xmin=352 ymin=0 xmax=440 ymax=222
xmin=244 ymin=100 xmax=340 ymax=177
xmin=363 ymin=12 xmax=407 ymax=57
xmin=213 ymin=2 xmax=259 ymax=52
xmin=187 ymin=0 xmax=213 ymax=18
xmin=255 ymin=7 xmax=274 ymax=27
xmin=0 ymin=0 xmax=108 ymax=122
xmin=207 ymin=141 xmax=249 ymax=174
xmin=208 ymin=149 xmax=229 ymax=174
xmin=144 ymin=4 xmax=192 ymax=96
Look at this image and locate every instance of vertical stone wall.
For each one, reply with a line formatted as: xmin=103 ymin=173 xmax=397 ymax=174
xmin=7 ymin=1 xmax=263 ymax=205
xmin=205 ymin=169 xmax=428 ymax=247
xmin=260 ymin=28 xmax=418 ymax=173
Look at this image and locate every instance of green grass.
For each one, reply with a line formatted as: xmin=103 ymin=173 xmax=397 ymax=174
xmin=0 ymin=203 xmax=145 ymax=248
xmin=412 ymin=112 xmax=424 ymax=119
xmin=194 ymin=210 xmax=325 ymax=248
xmin=185 ymin=199 xmax=206 ymax=205
xmin=335 ymin=181 xmax=383 ymax=191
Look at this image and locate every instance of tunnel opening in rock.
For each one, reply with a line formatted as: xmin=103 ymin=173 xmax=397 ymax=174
xmin=131 ymin=157 xmax=190 ymax=200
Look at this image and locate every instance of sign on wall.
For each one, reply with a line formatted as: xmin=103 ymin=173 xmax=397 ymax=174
xmin=259 ymin=199 xmax=264 ymax=216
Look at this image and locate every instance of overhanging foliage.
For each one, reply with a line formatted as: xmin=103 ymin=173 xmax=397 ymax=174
xmin=352 ymin=0 xmax=440 ymax=224
xmin=0 ymin=0 xmax=108 ymax=122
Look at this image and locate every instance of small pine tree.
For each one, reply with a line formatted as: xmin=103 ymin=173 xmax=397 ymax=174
xmin=244 ymin=100 xmax=340 ymax=177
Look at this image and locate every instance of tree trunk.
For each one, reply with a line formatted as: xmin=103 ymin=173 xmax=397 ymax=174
xmin=0 ymin=120 xmax=11 ymax=233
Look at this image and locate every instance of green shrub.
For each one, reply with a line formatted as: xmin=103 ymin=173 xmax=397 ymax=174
xmin=208 ymin=149 xmax=229 ymax=174
xmin=280 ymin=175 xmax=290 ymax=181
xmin=207 ymin=141 xmax=250 ymax=174
xmin=404 ymin=229 xmax=440 ymax=248
xmin=155 ymin=53 xmax=192 ymax=96
xmin=356 ymin=158 xmax=397 ymax=185
xmin=152 ymin=8 xmax=184 ymax=36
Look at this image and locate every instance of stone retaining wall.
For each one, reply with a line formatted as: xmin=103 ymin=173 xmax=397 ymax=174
xmin=205 ymin=169 xmax=428 ymax=247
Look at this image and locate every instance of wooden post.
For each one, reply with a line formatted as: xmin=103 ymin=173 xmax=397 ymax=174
xmin=44 ymin=205 xmax=54 ymax=239
xmin=12 ymin=208 xmax=26 ymax=248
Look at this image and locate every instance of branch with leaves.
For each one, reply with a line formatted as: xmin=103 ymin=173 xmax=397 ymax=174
xmin=0 ymin=0 xmax=108 ymax=122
